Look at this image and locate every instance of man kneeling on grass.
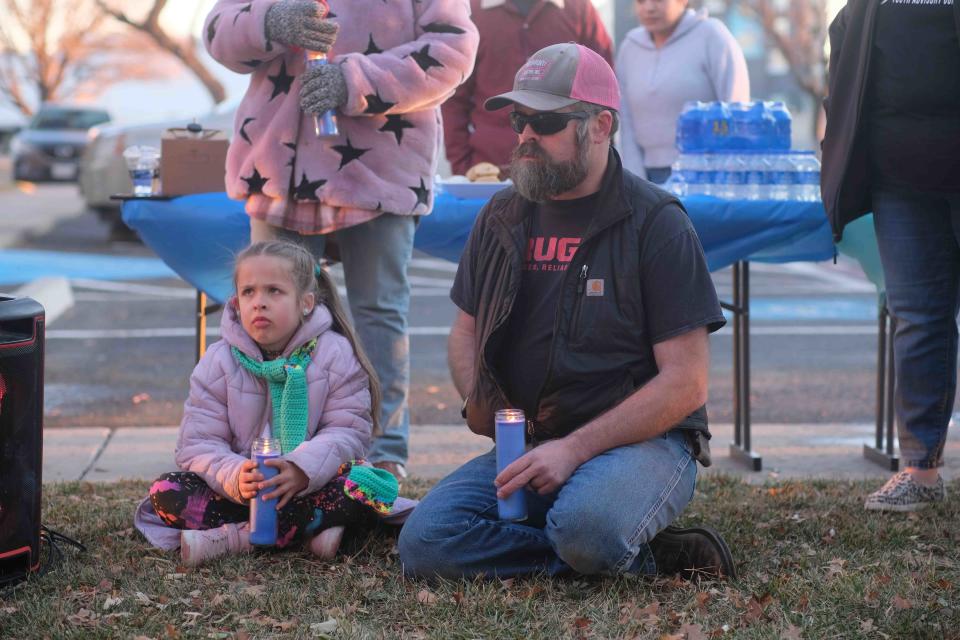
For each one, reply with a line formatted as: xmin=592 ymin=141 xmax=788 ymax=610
xmin=398 ymin=44 xmax=736 ymax=581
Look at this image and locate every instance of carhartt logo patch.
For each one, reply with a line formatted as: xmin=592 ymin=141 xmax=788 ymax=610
xmin=586 ymin=279 xmax=604 ymax=296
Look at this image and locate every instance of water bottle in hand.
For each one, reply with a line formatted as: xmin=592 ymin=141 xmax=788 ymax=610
xmin=305 ymin=53 xmax=340 ymax=138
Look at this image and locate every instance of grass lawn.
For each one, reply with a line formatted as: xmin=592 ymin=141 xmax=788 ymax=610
xmin=1 ymin=476 xmax=958 ymax=639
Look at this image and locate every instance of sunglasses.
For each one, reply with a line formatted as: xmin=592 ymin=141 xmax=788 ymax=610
xmin=508 ymin=110 xmax=590 ymax=135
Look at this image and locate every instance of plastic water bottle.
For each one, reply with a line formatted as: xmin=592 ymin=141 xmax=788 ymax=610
xmin=703 ymin=153 xmax=721 ymax=197
xmin=794 ymin=151 xmax=821 ymax=202
xmin=766 ymin=153 xmax=792 ymax=200
xmin=667 ymin=156 xmax=688 ymax=197
xmin=727 ymin=103 xmax=749 ymax=151
xmin=704 ymin=102 xmax=731 ymax=152
xmin=305 ymin=53 xmax=340 ymax=138
xmin=495 ymin=409 xmax=527 ymax=521
xmin=676 ymin=102 xmax=704 ymax=152
xmin=741 ymin=152 xmax=763 ymax=200
xmin=249 ymin=437 xmax=281 ymax=546
xmin=769 ymin=101 xmax=793 ymax=151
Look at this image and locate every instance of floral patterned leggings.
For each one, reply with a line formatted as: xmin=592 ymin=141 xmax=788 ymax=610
xmin=149 ymin=464 xmax=374 ymax=549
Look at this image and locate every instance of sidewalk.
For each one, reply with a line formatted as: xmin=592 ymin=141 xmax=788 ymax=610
xmin=43 ymin=422 xmax=960 ymax=485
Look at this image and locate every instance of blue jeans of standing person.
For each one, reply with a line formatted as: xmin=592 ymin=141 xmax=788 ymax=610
xmin=397 ymin=430 xmax=696 ymax=578
xmin=872 ymin=186 xmax=960 ymax=469
xmin=250 ymin=213 xmax=415 ymax=465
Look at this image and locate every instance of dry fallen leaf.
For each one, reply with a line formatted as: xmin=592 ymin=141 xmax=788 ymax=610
xmin=891 ymin=595 xmax=913 ymax=610
xmin=102 ymin=597 xmax=123 ymax=611
xmin=416 ymin=589 xmax=438 ymax=605
xmin=66 ymin=608 xmax=98 ymax=627
xmin=678 ymin=622 xmax=708 ymax=640
xmin=241 ymin=585 xmax=267 ymax=598
xmin=781 ymin=623 xmax=803 ymax=639
xmin=310 ymin=618 xmax=339 ymax=636
xmin=860 ymin=619 xmax=875 ymax=632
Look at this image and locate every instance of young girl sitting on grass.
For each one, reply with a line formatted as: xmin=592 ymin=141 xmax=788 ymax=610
xmin=134 ymin=240 xmax=412 ymax=566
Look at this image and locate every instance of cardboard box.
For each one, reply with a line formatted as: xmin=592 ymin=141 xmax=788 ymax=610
xmin=160 ymin=127 xmax=229 ymax=195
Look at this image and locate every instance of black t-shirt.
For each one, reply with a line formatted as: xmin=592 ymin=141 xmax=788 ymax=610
xmin=450 ymin=186 xmax=725 ymax=425
xmin=866 ymin=0 xmax=960 ymax=192
xmin=493 ymin=194 xmax=594 ymax=415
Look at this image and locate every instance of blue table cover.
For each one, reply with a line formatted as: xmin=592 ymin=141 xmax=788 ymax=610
xmin=123 ymin=191 xmax=834 ymax=304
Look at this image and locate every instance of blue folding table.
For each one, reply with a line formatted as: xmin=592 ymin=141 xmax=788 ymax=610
xmin=124 ymin=191 xmax=835 ymax=470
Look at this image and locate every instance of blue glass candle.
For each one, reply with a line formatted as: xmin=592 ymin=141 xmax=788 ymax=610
xmin=495 ymin=409 xmax=527 ymax=521
xmin=249 ymin=437 xmax=280 ymax=546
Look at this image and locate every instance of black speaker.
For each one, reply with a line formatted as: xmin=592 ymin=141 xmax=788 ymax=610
xmin=0 ymin=296 xmax=44 ymax=586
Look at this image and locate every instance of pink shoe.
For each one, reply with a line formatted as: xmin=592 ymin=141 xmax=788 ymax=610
xmin=180 ymin=524 xmax=251 ymax=567
xmin=309 ymin=526 xmax=345 ymax=560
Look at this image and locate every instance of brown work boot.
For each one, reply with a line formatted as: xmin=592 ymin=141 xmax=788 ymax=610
xmin=649 ymin=525 xmax=737 ymax=580
xmin=372 ymin=460 xmax=408 ymax=485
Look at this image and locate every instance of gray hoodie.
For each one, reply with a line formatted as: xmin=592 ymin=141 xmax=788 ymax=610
xmin=615 ymin=9 xmax=750 ymax=178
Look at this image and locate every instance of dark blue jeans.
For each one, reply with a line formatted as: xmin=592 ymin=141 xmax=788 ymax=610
xmin=872 ymin=186 xmax=960 ymax=469
xmin=397 ymin=431 xmax=696 ymax=578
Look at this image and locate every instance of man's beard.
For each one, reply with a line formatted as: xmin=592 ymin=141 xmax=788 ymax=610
xmin=509 ymin=135 xmax=589 ymax=202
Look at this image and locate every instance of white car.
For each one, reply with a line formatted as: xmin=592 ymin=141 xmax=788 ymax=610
xmin=78 ymin=100 xmax=238 ymax=217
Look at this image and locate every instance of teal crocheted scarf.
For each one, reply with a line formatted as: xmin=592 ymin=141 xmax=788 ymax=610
xmin=232 ymin=339 xmax=317 ymax=454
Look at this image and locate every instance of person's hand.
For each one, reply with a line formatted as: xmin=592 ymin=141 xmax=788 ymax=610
xmin=300 ymin=63 xmax=348 ymax=114
xmin=259 ymin=458 xmax=309 ymax=509
xmin=238 ymin=459 xmax=262 ymax=501
xmin=265 ymin=0 xmax=339 ymax=52
xmin=494 ymin=438 xmax=584 ymax=498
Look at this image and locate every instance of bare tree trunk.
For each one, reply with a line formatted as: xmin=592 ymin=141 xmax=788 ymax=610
xmin=97 ymin=0 xmax=226 ymax=104
xmin=737 ymin=0 xmax=829 ymax=145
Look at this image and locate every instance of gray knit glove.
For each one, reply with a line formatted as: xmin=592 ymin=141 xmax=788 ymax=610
xmin=265 ymin=0 xmax=339 ymax=52
xmin=300 ymin=62 xmax=348 ymax=114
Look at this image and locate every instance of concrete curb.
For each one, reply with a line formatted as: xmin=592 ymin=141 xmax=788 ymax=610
xmin=41 ymin=423 xmax=960 ymax=485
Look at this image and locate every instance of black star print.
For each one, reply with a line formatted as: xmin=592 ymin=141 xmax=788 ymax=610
xmin=408 ymin=45 xmax=443 ymax=72
xmin=376 ymin=202 xmax=383 ymax=211
xmin=239 ymin=117 xmax=256 ymax=144
xmin=364 ymin=34 xmax=383 ymax=55
xmin=379 ymin=114 xmax=414 ymax=144
xmin=409 ymin=177 xmax=430 ymax=209
xmin=364 ymin=91 xmax=395 ymax=114
xmin=241 ymin=59 xmax=262 ymax=68
xmin=325 ymin=10 xmax=337 ymax=17
xmin=233 ymin=2 xmax=252 ymax=24
xmin=283 ymin=142 xmax=297 ymax=167
xmin=293 ymin=173 xmax=327 ymax=201
xmin=206 ymin=13 xmax=220 ymax=45
xmin=267 ymin=60 xmax=294 ymax=101
xmin=332 ymin=138 xmax=370 ymax=170
xmin=422 ymin=22 xmax=466 ymax=34
xmin=241 ymin=167 xmax=269 ymax=195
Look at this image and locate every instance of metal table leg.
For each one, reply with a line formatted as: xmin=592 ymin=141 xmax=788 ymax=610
xmin=724 ymin=261 xmax=761 ymax=471
xmin=194 ymin=291 xmax=224 ymax=363
xmin=864 ymin=302 xmax=899 ymax=470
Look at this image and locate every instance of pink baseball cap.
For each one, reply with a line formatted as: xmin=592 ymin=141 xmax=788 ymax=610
xmin=484 ymin=43 xmax=620 ymax=113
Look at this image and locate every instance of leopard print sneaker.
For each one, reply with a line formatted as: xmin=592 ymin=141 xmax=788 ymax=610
xmin=864 ymin=471 xmax=946 ymax=512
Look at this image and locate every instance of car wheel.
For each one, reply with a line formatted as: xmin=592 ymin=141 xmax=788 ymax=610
xmin=12 ymin=159 xmax=28 ymax=181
